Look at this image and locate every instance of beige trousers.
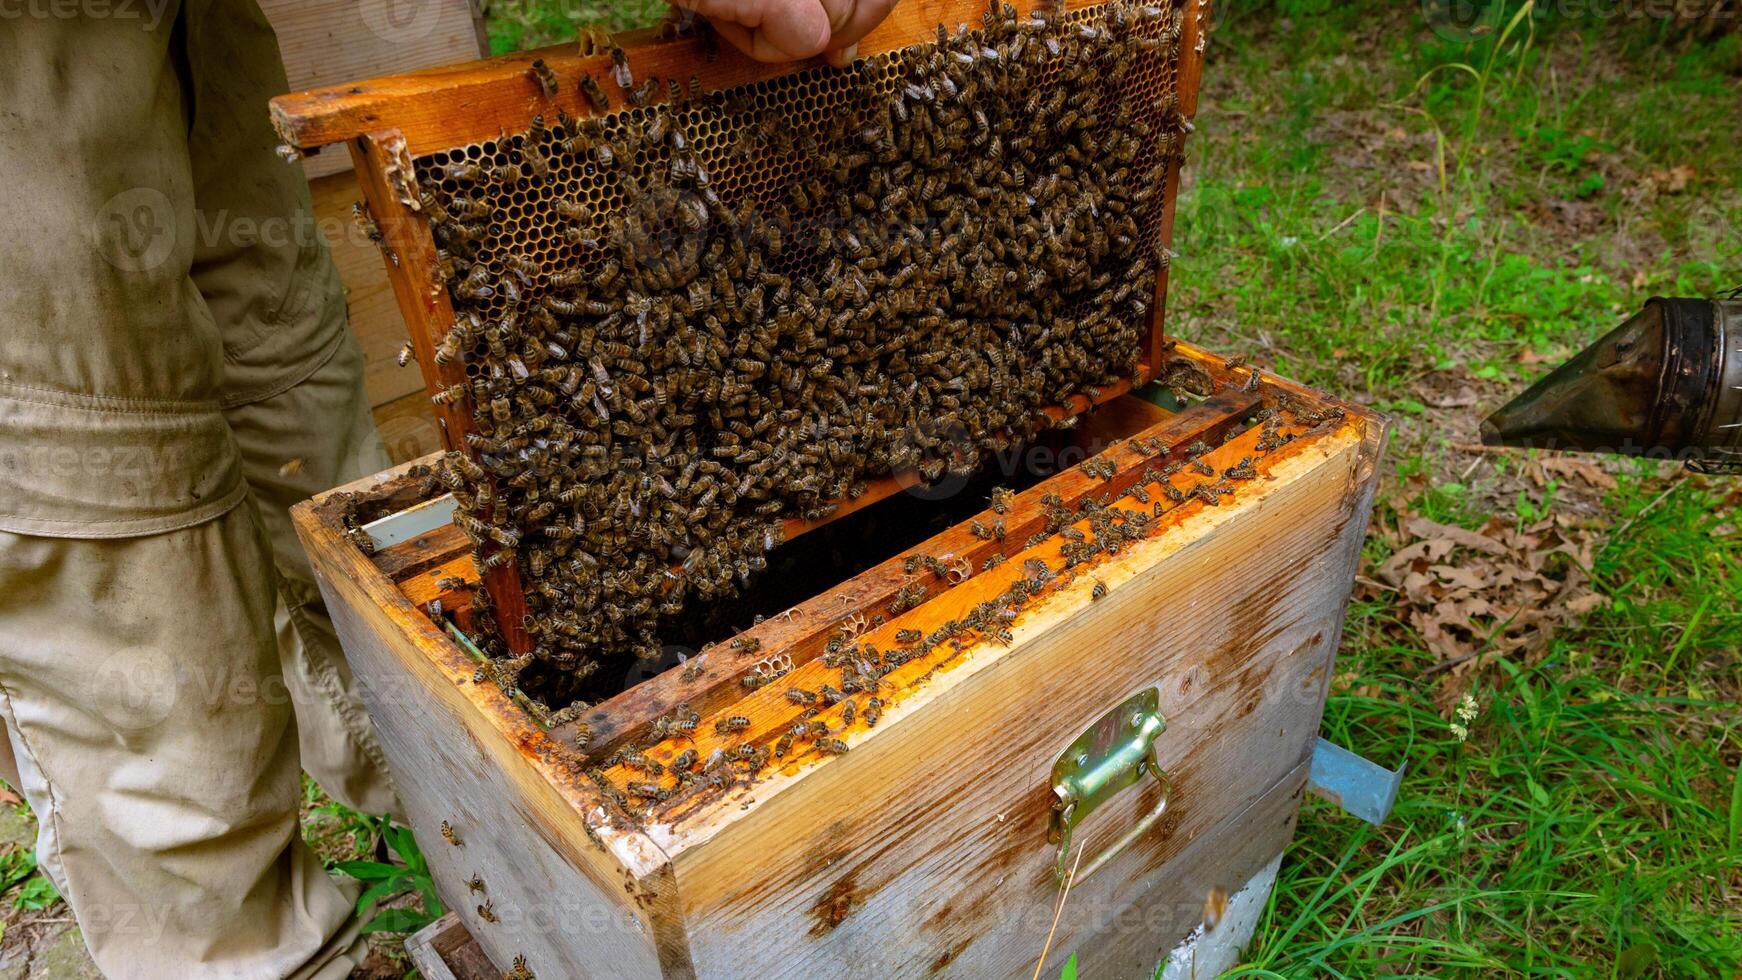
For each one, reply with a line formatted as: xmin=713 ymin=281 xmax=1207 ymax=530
xmin=0 ymin=2 xmax=399 ymax=977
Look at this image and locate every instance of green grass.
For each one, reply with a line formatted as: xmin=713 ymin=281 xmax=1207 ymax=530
xmin=1184 ymin=4 xmax=1741 ymax=975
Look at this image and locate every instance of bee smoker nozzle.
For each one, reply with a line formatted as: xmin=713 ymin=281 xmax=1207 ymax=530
xmin=1482 ymin=297 xmax=1742 ymax=470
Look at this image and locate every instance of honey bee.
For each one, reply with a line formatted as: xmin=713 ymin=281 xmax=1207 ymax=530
xmin=477 ymin=900 xmax=498 ymax=923
xmin=786 ymin=688 xmax=817 ymax=706
xmin=818 ymin=738 xmax=850 ymax=755
xmin=467 ymin=873 xmax=486 ymax=893
xmin=864 ymin=697 xmax=883 ymax=727
xmin=989 ymin=487 xmax=1014 ymax=514
xmin=529 ymin=58 xmax=558 ymax=96
xmin=841 ymin=700 xmax=856 ymax=726
xmin=672 ymin=748 xmax=698 ymax=770
xmin=440 ymin=821 xmax=463 ymax=846
xmin=1203 ymin=886 xmax=1230 ymax=932
xmin=609 ymin=45 xmax=633 ymax=89
xmin=622 ymin=752 xmax=663 ymax=775
xmin=507 ymin=954 xmax=535 ymax=980
xmin=580 ymin=74 xmax=611 ymax=112
xmin=714 ymin=715 xmax=751 ymax=734
xmin=1091 ymin=579 xmax=1107 ymax=600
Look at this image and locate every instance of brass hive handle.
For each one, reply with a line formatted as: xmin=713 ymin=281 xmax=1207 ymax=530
xmin=1048 ymin=687 xmax=1171 ymax=885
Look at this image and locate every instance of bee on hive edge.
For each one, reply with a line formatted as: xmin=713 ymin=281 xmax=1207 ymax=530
xmin=440 ymin=821 xmax=462 ymax=846
xmin=580 ymin=74 xmax=611 ymax=112
xmin=529 ymin=57 xmax=559 ymax=97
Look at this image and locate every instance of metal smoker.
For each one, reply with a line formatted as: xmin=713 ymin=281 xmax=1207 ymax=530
xmin=1483 ymin=294 xmax=1742 ymax=473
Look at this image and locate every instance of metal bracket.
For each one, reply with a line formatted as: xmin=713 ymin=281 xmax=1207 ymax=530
xmin=1049 ymin=688 xmax=1171 ymax=884
xmin=1307 ymin=738 xmax=1405 ymax=826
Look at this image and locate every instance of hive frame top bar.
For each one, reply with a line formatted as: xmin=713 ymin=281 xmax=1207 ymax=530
xmin=273 ymin=0 xmax=1212 ymax=158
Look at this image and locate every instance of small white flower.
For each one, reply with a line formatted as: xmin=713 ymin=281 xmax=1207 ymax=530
xmin=1450 ymin=693 xmax=1480 ymax=743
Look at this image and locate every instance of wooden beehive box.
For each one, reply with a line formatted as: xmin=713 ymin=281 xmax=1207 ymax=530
xmin=277 ymin=0 xmax=1388 ymax=975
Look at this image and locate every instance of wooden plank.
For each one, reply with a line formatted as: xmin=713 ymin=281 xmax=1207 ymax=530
xmin=349 ymin=131 xmax=532 ymax=652
xmin=405 ymin=913 xmax=470 ymax=980
xmin=272 ymin=0 xmax=1137 ymax=157
xmin=308 ymin=172 xmax=423 ymax=410
xmin=292 ymin=490 xmax=685 ymax=979
xmin=260 ymin=0 xmax=487 ymax=179
xmin=405 ymin=912 xmax=503 ymax=980
xmin=1076 ymin=761 xmax=1306 ymax=980
xmin=660 ymin=418 xmax=1375 ymax=977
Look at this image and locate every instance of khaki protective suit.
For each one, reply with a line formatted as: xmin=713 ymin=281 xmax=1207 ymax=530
xmin=0 ymin=2 xmax=400 ymax=976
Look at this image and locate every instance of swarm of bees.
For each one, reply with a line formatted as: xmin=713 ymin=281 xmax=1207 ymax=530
xmin=414 ymin=0 xmax=1189 ymax=699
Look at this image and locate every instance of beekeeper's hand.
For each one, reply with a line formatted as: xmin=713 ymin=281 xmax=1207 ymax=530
xmin=677 ymin=0 xmax=901 ymax=67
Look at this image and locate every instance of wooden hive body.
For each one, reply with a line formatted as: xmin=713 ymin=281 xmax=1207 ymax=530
xmin=278 ymin=1 xmax=1389 ymax=974
xmin=294 ymin=352 xmax=1382 ymax=977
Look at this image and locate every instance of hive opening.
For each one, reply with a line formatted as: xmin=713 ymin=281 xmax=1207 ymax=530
xmin=509 ymin=409 xmax=1155 ymax=703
